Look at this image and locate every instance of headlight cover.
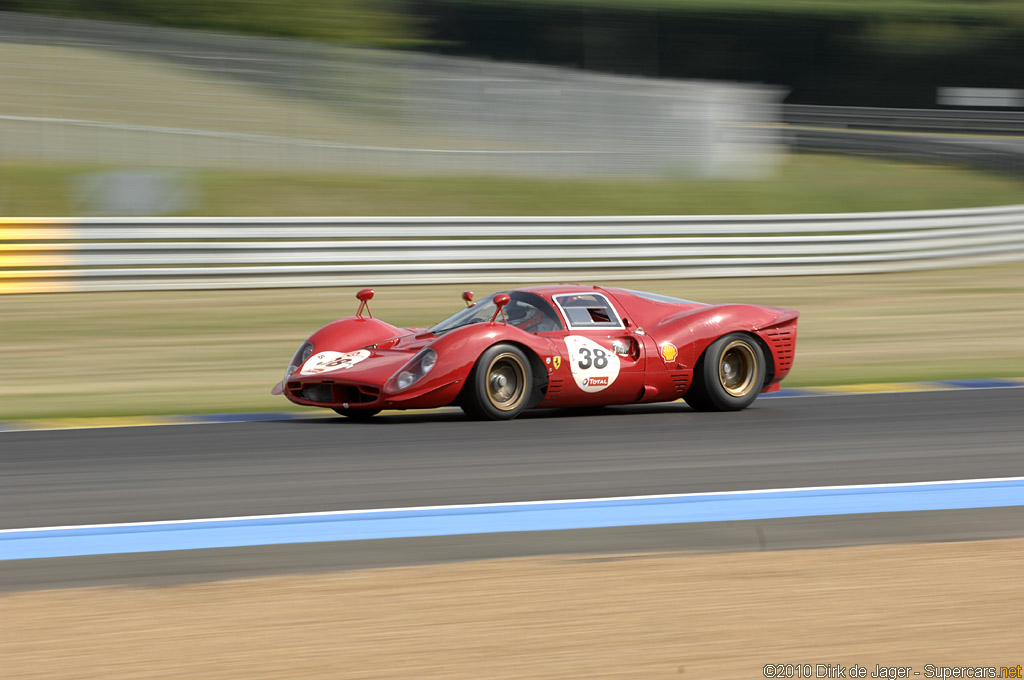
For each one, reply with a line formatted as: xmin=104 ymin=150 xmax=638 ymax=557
xmin=385 ymin=348 xmax=438 ymax=394
xmin=285 ymin=341 xmax=314 ymax=380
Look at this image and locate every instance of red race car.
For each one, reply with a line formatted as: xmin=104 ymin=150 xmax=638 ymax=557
xmin=272 ymin=285 xmax=798 ymax=420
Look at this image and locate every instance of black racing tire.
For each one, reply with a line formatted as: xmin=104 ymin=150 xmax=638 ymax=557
xmin=684 ymin=332 xmax=766 ymax=412
xmin=332 ymin=408 xmax=381 ymax=421
xmin=461 ymin=344 xmax=533 ymax=421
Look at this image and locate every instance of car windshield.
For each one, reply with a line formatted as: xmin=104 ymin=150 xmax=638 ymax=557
xmin=429 ymin=291 xmax=564 ymax=334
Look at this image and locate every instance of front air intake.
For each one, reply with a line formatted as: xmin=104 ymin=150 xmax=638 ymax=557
xmin=292 ymin=382 xmax=380 ymax=405
xmin=300 ymin=384 xmax=333 ymax=403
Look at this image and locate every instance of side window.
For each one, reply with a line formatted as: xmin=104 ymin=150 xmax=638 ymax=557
xmin=553 ymin=293 xmax=624 ymax=329
xmin=506 ymin=292 xmax=564 ymax=333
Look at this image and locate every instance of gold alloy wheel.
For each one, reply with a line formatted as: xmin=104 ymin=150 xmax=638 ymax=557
xmin=485 ymin=352 xmax=527 ymax=411
xmin=718 ymin=339 xmax=759 ymax=398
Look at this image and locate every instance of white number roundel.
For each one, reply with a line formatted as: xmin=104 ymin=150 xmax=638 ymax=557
xmin=300 ymin=350 xmax=370 ymax=375
xmin=564 ymin=335 xmax=620 ymax=393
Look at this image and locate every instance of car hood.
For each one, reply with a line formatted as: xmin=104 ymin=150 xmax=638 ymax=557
xmin=287 ymin=347 xmax=417 ymax=386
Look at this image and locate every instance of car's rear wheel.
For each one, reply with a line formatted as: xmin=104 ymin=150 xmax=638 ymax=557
xmin=461 ymin=344 xmax=532 ymax=420
xmin=332 ymin=408 xmax=381 ymax=421
xmin=684 ymin=333 xmax=765 ymax=412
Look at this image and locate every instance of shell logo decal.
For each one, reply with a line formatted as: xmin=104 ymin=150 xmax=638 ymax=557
xmin=661 ymin=343 xmax=678 ymax=362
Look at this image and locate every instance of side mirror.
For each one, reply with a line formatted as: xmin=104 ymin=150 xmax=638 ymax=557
xmin=490 ymin=293 xmax=511 ymax=324
xmin=462 ymin=291 xmax=475 ymax=307
xmin=356 ymin=288 xmax=374 ymax=319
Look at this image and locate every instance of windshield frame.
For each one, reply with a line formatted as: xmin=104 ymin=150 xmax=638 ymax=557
xmin=429 ymin=291 xmax=564 ymax=335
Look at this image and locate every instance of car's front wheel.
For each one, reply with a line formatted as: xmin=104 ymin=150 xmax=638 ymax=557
xmin=684 ymin=333 xmax=765 ymax=412
xmin=461 ymin=344 xmax=532 ymax=420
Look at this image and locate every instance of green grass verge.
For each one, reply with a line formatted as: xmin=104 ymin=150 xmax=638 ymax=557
xmin=3 ymin=1 xmax=417 ymax=47
xmin=2 ymin=263 xmax=1023 ymax=419
xmin=2 ymin=153 xmax=1023 ymax=217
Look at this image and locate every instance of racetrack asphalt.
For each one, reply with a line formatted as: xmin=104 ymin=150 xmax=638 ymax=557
xmin=2 ymin=388 xmax=1023 ymax=588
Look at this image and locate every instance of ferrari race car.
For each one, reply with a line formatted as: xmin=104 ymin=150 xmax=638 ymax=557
xmin=272 ymin=286 xmax=798 ymax=420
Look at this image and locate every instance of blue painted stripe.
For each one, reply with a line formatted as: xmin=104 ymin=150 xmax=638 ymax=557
xmin=184 ymin=412 xmax=313 ymax=423
xmin=934 ymin=378 xmax=1021 ymax=389
xmin=759 ymin=387 xmax=822 ymax=398
xmin=3 ymin=479 xmax=1023 ymax=561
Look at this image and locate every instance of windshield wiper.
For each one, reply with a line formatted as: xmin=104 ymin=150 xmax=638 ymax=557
xmin=432 ymin=319 xmax=485 ymax=335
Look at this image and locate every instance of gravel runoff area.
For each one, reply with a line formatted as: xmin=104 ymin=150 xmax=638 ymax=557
xmin=3 ymin=538 xmax=1023 ymax=679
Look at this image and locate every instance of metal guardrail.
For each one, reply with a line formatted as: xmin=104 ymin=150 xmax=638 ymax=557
xmin=784 ymin=105 xmax=1024 ymax=136
xmin=789 ymin=128 xmax=1024 ymax=178
xmin=784 ymin=105 xmax=1024 ymax=178
xmin=3 ymin=205 xmax=1023 ymax=293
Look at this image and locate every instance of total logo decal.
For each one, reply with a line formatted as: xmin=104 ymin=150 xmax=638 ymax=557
xmin=300 ymin=349 xmax=370 ymax=375
xmin=564 ymin=335 xmax=620 ymax=393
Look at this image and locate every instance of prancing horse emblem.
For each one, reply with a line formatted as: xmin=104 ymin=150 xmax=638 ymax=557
xmin=552 ymin=356 xmax=562 ymax=370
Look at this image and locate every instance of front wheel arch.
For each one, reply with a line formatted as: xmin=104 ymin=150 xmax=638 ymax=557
xmin=456 ymin=340 xmax=548 ymax=406
xmin=459 ymin=342 xmax=547 ymax=420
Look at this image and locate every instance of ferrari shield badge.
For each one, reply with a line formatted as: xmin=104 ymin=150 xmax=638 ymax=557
xmin=552 ymin=356 xmax=562 ymax=370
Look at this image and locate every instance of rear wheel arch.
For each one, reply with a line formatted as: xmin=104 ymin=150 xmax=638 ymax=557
xmin=749 ymin=332 xmax=776 ymax=385
xmin=684 ymin=331 xmax=767 ymax=412
xmin=691 ymin=329 xmax=774 ymax=384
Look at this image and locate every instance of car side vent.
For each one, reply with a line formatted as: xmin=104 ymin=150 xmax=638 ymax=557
xmin=670 ymin=371 xmax=691 ymax=394
xmin=765 ymin=325 xmax=796 ymax=372
xmin=545 ymin=378 xmax=563 ymax=399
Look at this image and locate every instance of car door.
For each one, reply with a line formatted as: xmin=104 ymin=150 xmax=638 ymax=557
xmin=542 ymin=292 xmax=646 ymax=406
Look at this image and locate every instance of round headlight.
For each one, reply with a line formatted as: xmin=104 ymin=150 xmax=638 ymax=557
xmin=420 ymin=349 xmax=437 ymax=373
xmin=286 ymin=341 xmax=314 ymax=378
xmin=396 ymin=371 xmax=416 ymax=390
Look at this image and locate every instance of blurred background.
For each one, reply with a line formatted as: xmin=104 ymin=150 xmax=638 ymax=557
xmin=1 ymin=0 xmax=1022 ymax=216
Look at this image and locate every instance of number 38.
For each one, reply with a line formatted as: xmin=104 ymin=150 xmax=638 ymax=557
xmin=577 ymin=347 xmax=608 ymax=370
